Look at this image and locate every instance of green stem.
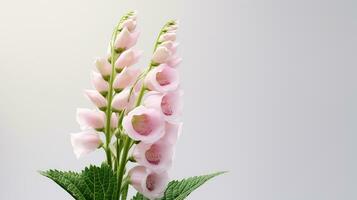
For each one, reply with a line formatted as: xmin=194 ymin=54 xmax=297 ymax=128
xmin=117 ymin=136 xmax=131 ymax=199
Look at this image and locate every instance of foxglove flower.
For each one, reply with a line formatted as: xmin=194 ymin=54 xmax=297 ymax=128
xmin=129 ymin=166 xmax=169 ymax=200
xmin=166 ymin=55 xmax=182 ymax=68
xmin=113 ymin=67 xmax=141 ymax=92
xmin=76 ymin=108 xmax=105 ymax=130
xmin=91 ymin=71 xmax=109 ymax=95
xmin=119 ymin=18 xmax=137 ymax=32
xmin=159 ymin=32 xmax=176 ymax=42
xmin=143 ymin=90 xmax=183 ymax=121
xmin=133 ymin=122 xmax=181 ymax=172
xmin=160 ymin=41 xmax=178 ymax=55
xmin=123 ymin=105 xmax=165 ymax=143
xmin=152 ymin=46 xmax=171 ymax=64
xmin=112 ymin=88 xmax=135 ymax=112
xmin=95 ymin=57 xmax=112 ymax=79
xmin=84 ymin=90 xmax=107 ymax=109
xmin=115 ymin=49 xmax=142 ymax=71
xmin=70 ymin=129 xmax=102 ymax=158
xmin=145 ymin=64 xmax=179 ymax=93
xmin=114 ymin=27 xmax=140 ymax=50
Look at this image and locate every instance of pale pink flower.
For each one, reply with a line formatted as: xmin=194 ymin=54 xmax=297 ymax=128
xmin=91 ymin=71 xmax=109 ymax=95
xmin=166 ymin=25 xmax=178 ymax=32
xmin=119 ymin=19 xmax=137 ymax=32
xmin=115 ymin=49 xmax=142 ymax=70
xmin=114 ymin=27 xmax=140 ymax=50
xmin=160 ymin=121 xmax=182 ymax=146
xmin=111 ymin=113 xmax=118 ymax=129
xmin=112 ymin=88 xmax=135 ymax=112
xmin=166 ymin=56 xmax=182 ymax=68
xmin=84 ymin=90 xmax=107 ymax=109
xmin=160 ymin=41 xmax=179 ymax=55
xmin=70 ymin=129 xmax=102 ymax=158
xmin=95 ymin=57 xmax=112 ymax=78
xmin=132 ymin=122 xmax=182 ymax=171
xmin=145 ymin=64 xmax=179 ymax=93
xmin=122 ymin=106 xmax=165 ymax=143
xmin=113 ymin=67 xmax=141 ymax=91
xmin=76 ymin=108 xmax=105 ymax=130
xmin=129 ymin=166 xmax=169 ymax=200
xmin=143 ymin=90 xmax=183 ymax=122
xmin=159 ymin=33 xmax=176 ymax=42
xmin=152 ymin=46 xmax=171 ymax=64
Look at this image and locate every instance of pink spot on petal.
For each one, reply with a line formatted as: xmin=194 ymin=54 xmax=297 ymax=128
xmin=156 ymin=71 xmax=171 ymax=86
xmin=145 ymin=145 xmax=161 ymax=165
xmin=161 ymin=95 xmax=173 ymax=116
xmin=132 ymin=114 xmax=153 ymax=136
xmin=146 ymin=174 xmax=156 ymax=191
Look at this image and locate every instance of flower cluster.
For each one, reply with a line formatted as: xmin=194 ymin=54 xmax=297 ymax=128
xmin=69 ymin=11 xmax=182 ymax=200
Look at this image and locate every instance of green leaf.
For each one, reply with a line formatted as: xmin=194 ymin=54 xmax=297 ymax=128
xmin=40 ymin=163 xmax=118 ymax=200
xmin=132 ymin=171 xmax=226 ymax=200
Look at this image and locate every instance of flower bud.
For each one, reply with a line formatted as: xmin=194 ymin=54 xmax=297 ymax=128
xmin=112 ymin=88 xmax=135 ymax=112
xmin=119 ymin=19 xmax=137 ymax=32
xmin=95 ymin=57 xmax=112 ymax=79
xmin=84 ymin=90 xmax=107 ymax=110
xmin=160 ymin=41 xmax=178 ymax=55
xmin=76 ymin=108 xmax=105 ymax=130
xmin=123 ymin=106 xmax=165 ymax=143
xmin=145 ymin=64 xmax=179 ymax=93
xmin=115 ymin=49 xmax=142 ymax=71
xmin=70 ymin=130 xmax=102 ymax=158
xmin=91 ymin=71 xmax=109 ymax=96
xmin=129 ymin=166 xmax=169 ymax=200
xmin=113 ymin=67 xmax=141 ymax=92
xmin=152 ymin=46 xmax=171 ymax=64
xmin=114 ymin=27 xmax=140 ymax=50
xmin=159 ymin=32 xmax=176 ymax=42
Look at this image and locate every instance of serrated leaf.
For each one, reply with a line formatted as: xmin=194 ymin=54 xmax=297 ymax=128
xmin=40 ymin=163 xmax=118 ymax=200
xmin=131 ymin=171 xmax=226 ymax=200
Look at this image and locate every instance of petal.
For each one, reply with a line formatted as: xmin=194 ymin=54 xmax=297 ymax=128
xmin=84 ymin=90 xmax=107 ymax=109
xmin=91 ymin=71 xmax=109 ymax=94
xmin=145 ymin=64 xmax=179 ymax=93
xmin=70 ymin=130 xmax=101 ymax=158
xmin=122 ymin=106 xmax=165 ymax=143
xmin=76 ymin=108 xmax=105 ymax=130
xmin=152 ymin=46 xmax=171 ymax=64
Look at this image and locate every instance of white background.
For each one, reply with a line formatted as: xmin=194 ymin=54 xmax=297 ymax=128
xmin=0 ymin=0 xmax=356 ymax=199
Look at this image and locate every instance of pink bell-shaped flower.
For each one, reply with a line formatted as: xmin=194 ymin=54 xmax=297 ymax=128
xmin=166 ymin=56 xmax=182 ymax=68
xmin=115 ymin=49 xmax=142 ymax=70
xmin=159 ymin=32 xmax=176 ymax=42
xmin=95 ymin=57 xmax=112 ymax=78
xmin=132 ymin=122 xmax=181 ymax=172
xmin=129 ymin=166 xmax=169 ymax=200
xmin=70 ymin=129 xmax=102 ymax=158
xmin=152 ymin=46 xmax=171 ymax=64
xmin=112 ymin=88 xmax=135 ymax=112
xmin=114 ymin=27 xmax=140 ymax=50
xmin=119 ymin=18 xmax=137 ymax=32
xmin=145 ymin=64 xmax=179 ymax=93
xmin=76 ymin=108 xmax=105 ymax=130
xmin=122 ymin=106 xmax=165 ymax=143
xmin=91 ymin=71 xmax=109 ymax=95
xmin=113 ymin=67 xmax=141 ymax=91
xmin=160 ymin=41 xmax=178 ymax=55
xmin=143 ymin=90 xmax=183 ymax=122
xmin=84 ymin=90 xmax=107 ymax=109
